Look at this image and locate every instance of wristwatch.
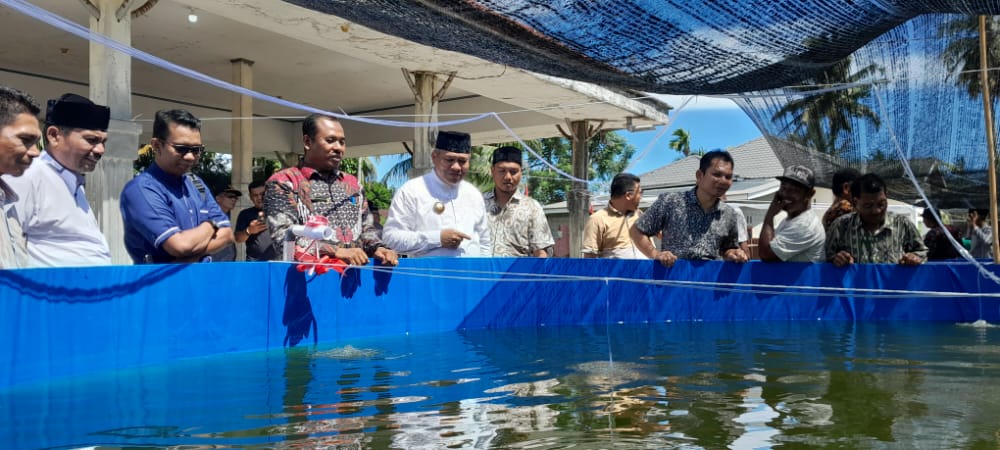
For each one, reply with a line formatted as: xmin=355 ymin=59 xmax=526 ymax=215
xmin=203 ymin=220 xmax=220 ymax=233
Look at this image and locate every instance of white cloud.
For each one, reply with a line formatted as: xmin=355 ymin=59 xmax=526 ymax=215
xmin=648 ymin=94 xmax=741 ymax=111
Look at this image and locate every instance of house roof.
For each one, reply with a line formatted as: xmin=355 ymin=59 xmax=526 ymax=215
xmin=639 ymin=136 xmax=784 ymax=189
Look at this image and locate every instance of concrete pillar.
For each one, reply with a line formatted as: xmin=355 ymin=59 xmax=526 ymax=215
xmin=231 ymin=58 xmax=254 ymax=194
xmin=403 ymin=70 xmax=455 ymax=179
xmin=559 ymin=119 xmax=604 ymax=258
xmin=231 ymin=58 xmax=254 ymax=261
xmin=87 ymin=0 xmax=142 ymax=265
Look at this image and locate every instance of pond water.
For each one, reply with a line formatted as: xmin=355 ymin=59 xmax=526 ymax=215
xmin=4 ymin=320 xmax=1000 ymax=449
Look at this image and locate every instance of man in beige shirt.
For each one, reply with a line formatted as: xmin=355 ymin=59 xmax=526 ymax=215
xmin=582 ymin=173 xmax=652 ymax=259
xmin=0 ymin=86 xmax=42 ymax=269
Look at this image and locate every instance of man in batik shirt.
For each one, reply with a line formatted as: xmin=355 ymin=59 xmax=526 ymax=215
xmin=822 ymin=168 xmax=860 ymax=229
xmin=263 ymin=114 xmax=397 ymax=266
xmin=483 ymin=146 xmax=553 ymax=257
xmin=826 ymin=173 xmax=926 ymax=267
xmin=629 ymin=150 xmax=748 ymax=267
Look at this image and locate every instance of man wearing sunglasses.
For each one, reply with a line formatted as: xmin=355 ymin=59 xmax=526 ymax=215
xmin=120 ymin=109 xmax=233 ymax=264
xmin=3 ymin=93 xmax=112 ymax=267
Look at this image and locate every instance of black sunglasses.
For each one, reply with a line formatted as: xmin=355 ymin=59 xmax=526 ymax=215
xmin=163 ymin=141 xmax=205 ymax=156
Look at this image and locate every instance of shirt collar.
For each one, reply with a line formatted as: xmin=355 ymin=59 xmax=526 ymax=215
xmin=0 ymin=178 xmax=17 ymax=205
xmin=486 ymin=189 xmax=523 ymax=202
xmin=147 ymin=162 xmax=185 ymax=188
xmin=684 ymin=187 xmax=719 ymax=212
xmin=426 ymin=170 xmax=460 ymax=192
xmin=849 ymin=212 xmax=890 ymax=234
xmin=300 ymin=165 xmax=343 ymax=182
xmin=41 ymin=151 xmax=85 ymax=195
xmin=604 ymin=203 xmax=631 ymax=217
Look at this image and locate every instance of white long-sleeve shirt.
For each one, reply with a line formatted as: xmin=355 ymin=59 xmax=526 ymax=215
xmin=2 ymin=152 xmax=111 ymax=267
xmin=383 ymin=171 xmax=490 ymax=257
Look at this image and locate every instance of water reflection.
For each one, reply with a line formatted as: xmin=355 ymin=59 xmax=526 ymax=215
xmin=6 ymin=321 xmax=1000 ymax=448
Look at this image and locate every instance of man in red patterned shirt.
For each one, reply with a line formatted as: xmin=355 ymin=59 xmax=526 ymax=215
xmin=263 ymin=114 xmax=397 ymax=266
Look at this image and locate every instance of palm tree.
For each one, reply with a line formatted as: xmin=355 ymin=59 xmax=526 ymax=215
xmin=668 ymin=128 xmax=691 ymax=156
xmin=940 ymin=16 xmax=1000 ymax=106
xmin=381 ymin=153 xmax=413 ymax=188
xmin=339 ymin=157 xmax=378 ymax=182
xmin=771 ymin=57 xmax=882 ymax=155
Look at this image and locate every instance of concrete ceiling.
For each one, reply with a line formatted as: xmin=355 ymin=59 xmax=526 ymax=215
xmin=0 ymin=0 xmax=669 ymax=158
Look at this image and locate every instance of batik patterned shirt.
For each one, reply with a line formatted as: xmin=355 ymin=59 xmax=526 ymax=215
xmin=264 ymin=166 xmax=385 ymax=258
xmin=825 ymin=212 xmax=928 ymax=263
xmin=823 ymin=198 xmax=853 ymax=229
xmin=634 ymin=188 xmax=742 ymax=260
xmin=483 ymin=190 xmax=554 ymax=256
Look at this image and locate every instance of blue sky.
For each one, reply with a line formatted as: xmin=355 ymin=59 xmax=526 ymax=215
xmin=622 ymin=95 xmax=763 ymax=176
xmin=374 ymin=96 xmax=763 ymax=186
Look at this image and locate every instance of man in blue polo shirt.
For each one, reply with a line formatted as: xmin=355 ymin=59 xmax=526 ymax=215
xmin=120 ymin=109 xmax=233 ymax=263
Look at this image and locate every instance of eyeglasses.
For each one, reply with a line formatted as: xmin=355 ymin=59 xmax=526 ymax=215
xmin=163 ymin=141 xmax=205 ymax=156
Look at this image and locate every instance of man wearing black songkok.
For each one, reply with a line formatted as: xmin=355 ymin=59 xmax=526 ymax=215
xmin=382 ymin=131 xmax=490 ymax=257
xmin=2 ymin=93 xmax=113 ymax=266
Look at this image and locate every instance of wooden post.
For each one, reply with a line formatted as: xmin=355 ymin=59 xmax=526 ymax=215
xmin=402 ymin=70 xmax=455 ymax=179
xmin=231 ymin=58 xmax=254 ymax=197
xmin=558 ymin=119 xmax=604 ymax=258
xmin=978 ymin=16 xmax=1000 ymax=263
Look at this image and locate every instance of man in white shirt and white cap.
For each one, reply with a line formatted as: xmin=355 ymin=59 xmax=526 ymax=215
xmin=383 ymin=131 xmax=490 ymax=257
xmin=3 ymin=93 xmax=112 ymax=267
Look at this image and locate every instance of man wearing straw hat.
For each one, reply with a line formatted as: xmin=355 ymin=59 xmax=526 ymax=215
xmin=383 ymin=131 xmax=490 ymax=257
xmin=3 ymin=93 xmax=112 ymax=267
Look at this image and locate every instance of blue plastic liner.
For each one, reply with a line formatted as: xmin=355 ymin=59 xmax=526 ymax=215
xmin=1 ymin=258 xmax=997 ymax=389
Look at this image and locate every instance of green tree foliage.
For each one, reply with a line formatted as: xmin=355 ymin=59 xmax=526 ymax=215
xmin=133 ymin=145 xmax=232 ymax=192
xmin=252 ymin=156 xmax=282 ymax=182
xmin=339 ymin=157 xmax=378 ymax=181
xmin=771 ymin=57 xmax=882 ymax=155
xmin=940 ymin=16 xmax=1000 ymax=105
xmin=380 ymin=154 xmax=412 ymax=187
xmin=467 ymin=146 xmax=494 ymax=190
xmin=362 ymin=181 xmax=394 ymax=211
xmin=519 ymin=132 xmax=636 ymax=205
xmin=668 ymin=128 xmax=692 ymax=156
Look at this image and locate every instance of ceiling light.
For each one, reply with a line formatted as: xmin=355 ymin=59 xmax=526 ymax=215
xmin=187 ymin=10 xmax=198 ymax=23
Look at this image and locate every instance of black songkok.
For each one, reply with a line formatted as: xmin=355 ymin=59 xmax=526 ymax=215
xmin=46 ymin=93 xmax=110 ymax=131
xmin=435 ymin=131 xmax=471 ymax=154
xmin=492 ymin=146 xmax=522 ymax=166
